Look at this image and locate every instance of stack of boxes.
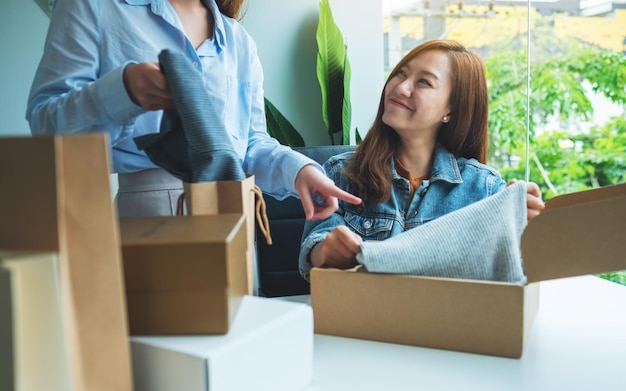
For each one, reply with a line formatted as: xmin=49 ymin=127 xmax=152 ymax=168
xmin=0 ymin=134 xmax=313 ymax=391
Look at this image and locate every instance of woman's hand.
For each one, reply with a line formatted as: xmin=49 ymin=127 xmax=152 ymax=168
xmin=123 ymin=62 xmax=174 ymax=111
xmin=295 ymin=164 xmax=361 ymax=220
xmin=508 ymin=179 xmax=545 ymax=221
xmin=310 ymin=226 xmax=363 ymax=269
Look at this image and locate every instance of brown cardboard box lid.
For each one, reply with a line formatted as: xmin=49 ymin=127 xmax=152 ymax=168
xmin=120 ymin=214 xmax=244 ymax=245
xmin=522 ymin=182 xmax=626 ymax=283
xmin=120 ymin=214 xmax=246 ymax=291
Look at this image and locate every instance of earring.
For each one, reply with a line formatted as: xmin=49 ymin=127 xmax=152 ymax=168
xmin=442 ymin=115 xmax=450 ymax=123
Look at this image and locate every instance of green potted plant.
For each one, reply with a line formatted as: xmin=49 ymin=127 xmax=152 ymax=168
xmin=265 ymin=0 xmax=360 ymax=147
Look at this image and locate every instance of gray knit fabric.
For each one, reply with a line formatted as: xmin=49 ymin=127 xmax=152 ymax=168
xmin=134 ymin=49 xmax=246 ymax=183
xmin=356 ymin=181 xmax=528 ymax=284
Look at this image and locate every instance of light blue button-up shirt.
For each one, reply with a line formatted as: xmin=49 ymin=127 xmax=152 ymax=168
xmin=26 ymin=0 xmax=314 ymax=199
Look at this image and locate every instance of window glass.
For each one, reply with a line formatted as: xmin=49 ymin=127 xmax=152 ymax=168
xmin=383 ymin=0 xmax=626 ymax=284
xmin=383 ymin=0 xmax=625 ymax=200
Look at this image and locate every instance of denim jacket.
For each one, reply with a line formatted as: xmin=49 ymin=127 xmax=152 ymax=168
xmin=299 ymin=143 xmax=507 ymax=279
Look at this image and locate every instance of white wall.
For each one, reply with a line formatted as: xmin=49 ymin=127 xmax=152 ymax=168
xmin=0 ymin=0 xmax=49 ymax=137
xmin=243 ymin=0 xmax=384 ymax=145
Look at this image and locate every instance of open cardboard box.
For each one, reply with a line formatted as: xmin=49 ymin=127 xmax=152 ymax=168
xmin=120 ymin=214 xmax=247 ymax=335
xmin=311 ymin=182 xmax=626 ymax=358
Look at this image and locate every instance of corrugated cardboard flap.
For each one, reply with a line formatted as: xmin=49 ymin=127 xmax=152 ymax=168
xmin=311 ymin=267 xmax=529 ymax=358
xmin=522 ymin=182 xmax=626 ymax=283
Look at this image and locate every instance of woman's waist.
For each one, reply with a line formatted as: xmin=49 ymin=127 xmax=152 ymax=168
xmin=117 ymin=168 xmax=183 ymax=193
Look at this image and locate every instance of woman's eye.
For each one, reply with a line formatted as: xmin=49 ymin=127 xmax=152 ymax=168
xmin=418 ymin=79 xmax=432 ymax=87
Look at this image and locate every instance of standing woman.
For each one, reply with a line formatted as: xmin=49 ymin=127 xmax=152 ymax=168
xmin=299 ymin=40 xmax=545 ymax=279
xmin=27 ymin=0 xmax=360 ymax=218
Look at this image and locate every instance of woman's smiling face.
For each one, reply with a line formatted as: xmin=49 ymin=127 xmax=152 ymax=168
xmin=382 ymin=49 xmax=453 ymax=141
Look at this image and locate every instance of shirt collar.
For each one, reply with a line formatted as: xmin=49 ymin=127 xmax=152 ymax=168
xmin=124 ymin=0 xmax=226 ymax=50
xmin=124 ymin=0 xmax=158 ymax=10
xmin=123 ymin=0 xmax=175 ymax=26
xmin=124 ymin=0 xmax=151 ymax=4
xmin=207 ymin=0 xmax=226 ymax=49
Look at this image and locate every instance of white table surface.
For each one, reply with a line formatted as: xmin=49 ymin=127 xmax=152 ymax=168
xmin=281 ymin=275 xmax=626 ymax=391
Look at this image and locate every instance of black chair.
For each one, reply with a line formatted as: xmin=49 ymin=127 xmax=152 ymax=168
xmin=255 ymin=145 xmax=356 ymax=297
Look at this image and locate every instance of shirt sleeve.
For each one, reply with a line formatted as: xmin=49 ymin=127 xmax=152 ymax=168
xmin=239 ymin=35 xmax=319 ymax=199
xmin=25 ymin=0 xmax=144 ymax=145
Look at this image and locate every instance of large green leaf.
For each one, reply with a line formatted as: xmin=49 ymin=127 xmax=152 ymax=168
xmin=355 ymin=127 xmax=363 ymax=144
xmin=342 ymin=51 xmax=352 ymax=145
xmin=317 ymin=0 xmax=348 ymax=144
xmin=264 ymin=98 xmax=305 ymax=147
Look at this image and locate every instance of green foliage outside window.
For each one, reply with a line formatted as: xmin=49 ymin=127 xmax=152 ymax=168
xmin=486 ymin=43 xmax=626 ymax=286
xmin=486 ymin=46 xmax=626 ymax=190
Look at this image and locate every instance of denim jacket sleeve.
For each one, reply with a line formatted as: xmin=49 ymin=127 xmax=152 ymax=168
xmin=298 ymin=153 xmax=353 ymax=280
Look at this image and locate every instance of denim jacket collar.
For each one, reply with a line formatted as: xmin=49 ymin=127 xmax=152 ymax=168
xmin=430 ymin=143 xmax=463 ymax=184
xmin=391 ymin=143 xmax=463 ymax=185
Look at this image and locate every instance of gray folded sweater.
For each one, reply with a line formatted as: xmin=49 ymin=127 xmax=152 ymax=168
xmin=134 ymin=49 xmax=246 ymax=183
xmin=356 ymin=181 xmax=528 ymax=284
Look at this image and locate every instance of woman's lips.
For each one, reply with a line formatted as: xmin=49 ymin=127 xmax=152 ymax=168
xmin=389 ymin=98 xmax=414 ymax=111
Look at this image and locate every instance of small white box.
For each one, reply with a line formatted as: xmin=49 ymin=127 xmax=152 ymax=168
xmin=130 ymin=295 xmax=313 ymax=391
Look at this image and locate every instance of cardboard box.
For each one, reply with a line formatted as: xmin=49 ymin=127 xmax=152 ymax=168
xmin=120 ymin=214 xmax=247 ymax=335
xmin=311 ymin=182 xmax=626 ymax=358
xmin=130 ymin=295 xmax=313 ymax=391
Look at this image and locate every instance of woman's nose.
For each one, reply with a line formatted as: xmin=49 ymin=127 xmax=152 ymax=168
xmin=396 ymin=80 xmax=412 ymax=96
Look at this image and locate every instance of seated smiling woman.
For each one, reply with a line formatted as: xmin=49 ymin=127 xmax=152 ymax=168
xmin=298 ymin=39 xmax=545 ymax=281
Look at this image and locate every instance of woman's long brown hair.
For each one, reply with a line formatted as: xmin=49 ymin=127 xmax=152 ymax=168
xmin=345 ymin=40 xmax=490 ymax=206
xmin=203 ymin=0 xmax=246 ymax=19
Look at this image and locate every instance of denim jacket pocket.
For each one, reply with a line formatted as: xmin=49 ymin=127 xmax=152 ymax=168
xmin=344 ymin=210 xmax=394 ymax=241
